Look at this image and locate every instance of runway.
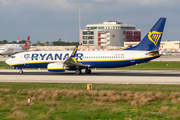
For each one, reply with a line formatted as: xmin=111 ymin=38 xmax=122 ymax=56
xmin=0 ymin=69 xmax=180 ymax=84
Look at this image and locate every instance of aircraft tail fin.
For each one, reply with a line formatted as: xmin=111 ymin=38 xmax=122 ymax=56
xmin=124 ymin=17 xmax=166 ymax=51
xmin=17 ymin=36 xmax=20 ymax=44
xmin=22 ymin=36 xmax=30 ymax=50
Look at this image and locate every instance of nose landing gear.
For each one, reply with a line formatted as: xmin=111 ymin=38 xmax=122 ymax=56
xmin=19 ymin=69 xmax=23 ymax=74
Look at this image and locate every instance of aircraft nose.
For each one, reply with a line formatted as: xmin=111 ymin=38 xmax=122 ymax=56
xmin=5 ymin=58 xmax=11 ymax=65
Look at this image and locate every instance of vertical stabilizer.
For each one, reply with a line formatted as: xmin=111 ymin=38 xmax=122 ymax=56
xmin=22 ymin=36 xmax=30 ymax=50
xmin=17 ymin=36 xmax=20 ymax=44
xmin=125 ymin=17 xmax=166 ymax=51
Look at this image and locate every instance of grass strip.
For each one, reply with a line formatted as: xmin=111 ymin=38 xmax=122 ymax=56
xmin=1 ymin=83 xmax=180 ymax=119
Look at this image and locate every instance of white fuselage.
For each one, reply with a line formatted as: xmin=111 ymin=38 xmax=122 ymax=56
xmin=0 ymin=44 xmax=24 ymax=55
xmin=6 ymin=50 xmax=160 ymax=69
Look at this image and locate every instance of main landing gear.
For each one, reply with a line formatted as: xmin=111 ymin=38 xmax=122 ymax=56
xmin=75 ymin=69 xmax=82 ymax=75
xmin=75 ymin=69 xmax=91 ymax=75
xmin=85 ymin=69 xmax=91 ymax=74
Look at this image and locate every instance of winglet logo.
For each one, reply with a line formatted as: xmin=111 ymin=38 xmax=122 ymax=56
xmin=148 ymin=31 xmax=162 ymax=46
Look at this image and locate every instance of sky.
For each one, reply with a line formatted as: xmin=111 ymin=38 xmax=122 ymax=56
xmin=0 ymin=0 xmax=180 ymax=43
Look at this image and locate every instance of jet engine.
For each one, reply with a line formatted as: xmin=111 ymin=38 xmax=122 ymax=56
xmin=47 ymin=62 xmax=65 ymax=72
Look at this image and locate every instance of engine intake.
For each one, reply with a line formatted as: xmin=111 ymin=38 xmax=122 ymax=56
xmin=47 ymin=62 xmax=65 ymax=72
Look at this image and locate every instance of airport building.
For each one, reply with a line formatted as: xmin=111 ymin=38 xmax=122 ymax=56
xmin=124 ymin=41 xmax=180 ymax=49
xmin=80 ymin=21 xmax=141 ymax=48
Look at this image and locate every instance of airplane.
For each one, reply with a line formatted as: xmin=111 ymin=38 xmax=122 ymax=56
xmin=1 ymin=36 xmax=20 ymax=48
xmin=0 ymin=36 xmax=30 ymax=57
xmin=6 ymin=17 xmax=166 ymax=74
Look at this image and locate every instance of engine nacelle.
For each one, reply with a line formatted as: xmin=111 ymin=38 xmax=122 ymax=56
xmin=47 ymin=62 xmax=65 ymax=72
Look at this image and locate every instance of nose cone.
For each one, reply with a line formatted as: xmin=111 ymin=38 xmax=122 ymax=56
xmin=0 ymin=48 xmax=6 ymax=54
xmin=5 ymin=58 xmax=11 ymax=65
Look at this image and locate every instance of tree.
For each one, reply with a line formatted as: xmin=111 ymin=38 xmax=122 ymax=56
xmin=12 ymin=41 xmax=16 ymax=44
xmin=112 ymin=34 xmax=115 ymax=46
xmin=37 ymin=41 xmax=44 ymax=46
xmin=52 ymin=40 xmax=79 ymax=46
xmin=45 ymin=41 xmax=49 ymax=46
xmin=19 ymin=40 xmax=26 ymax=44
xmin=2 ymin=40 xmax=8 ymax=44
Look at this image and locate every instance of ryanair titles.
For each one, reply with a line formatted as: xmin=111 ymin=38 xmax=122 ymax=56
xmin=24 ymin=53 xmax=83 ymax=61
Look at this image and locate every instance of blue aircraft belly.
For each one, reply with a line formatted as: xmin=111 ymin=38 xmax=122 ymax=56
xmin=13 ymin=63 xmax=48 ymax=69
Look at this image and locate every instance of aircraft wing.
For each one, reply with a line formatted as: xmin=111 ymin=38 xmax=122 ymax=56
xmin=63 ymin=46 xmax=87 ymax=67
xmin=63 ymin=57 xmax=86 ymax=67
xmin=13 ymin=51 xmax=20 ymax=54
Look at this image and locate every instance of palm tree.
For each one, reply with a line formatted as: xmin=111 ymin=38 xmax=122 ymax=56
xmin=112 ymin=34 xmax=115 ymax=48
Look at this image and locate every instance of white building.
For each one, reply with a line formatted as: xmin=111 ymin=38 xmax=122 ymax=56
xmin=80 ymin=21 xmax=136 ymax=48
xmin=124 ymin=41 xmax=180 ymax=49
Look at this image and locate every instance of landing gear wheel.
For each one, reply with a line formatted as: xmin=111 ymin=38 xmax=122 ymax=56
xmin=75 ymin=69 xmax=81 ymax=75
xmin=19 ymin=69 xmax=23 ymax=74
xmin=85 ymin=69 xmax=91 ymax=74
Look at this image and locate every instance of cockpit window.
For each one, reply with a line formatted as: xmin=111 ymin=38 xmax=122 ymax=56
xmin=11 ymin=56 xmax=16 ymax=58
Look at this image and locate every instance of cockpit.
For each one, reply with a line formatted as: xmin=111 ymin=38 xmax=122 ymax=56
xmin=11 ymin=56 xmax=16 ymax=58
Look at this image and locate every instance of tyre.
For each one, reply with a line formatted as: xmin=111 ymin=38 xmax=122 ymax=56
xmin=19 ymin=70 xmax=23 ymax=74
xmin=85 ymin=69 xmax=91 ymax=74
xmin=75 ymin=69 xmax=81 ymax=75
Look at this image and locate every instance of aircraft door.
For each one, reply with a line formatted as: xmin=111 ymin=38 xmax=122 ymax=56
xmin=20 ymin=54 xmax=24 ymax=62
xmin=130 ymin=53 xmax=135 ymax=62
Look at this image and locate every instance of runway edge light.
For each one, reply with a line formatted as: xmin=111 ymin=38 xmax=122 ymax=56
xmin=87 ymin=84 xmax=92 ymax=90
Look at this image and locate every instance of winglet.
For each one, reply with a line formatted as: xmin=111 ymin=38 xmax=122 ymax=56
xmin=70 ymin=46 xmax=78 ymax=63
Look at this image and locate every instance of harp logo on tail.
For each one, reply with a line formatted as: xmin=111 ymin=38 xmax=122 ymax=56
xmin=148 ymin=31 xmax=162 ymax=46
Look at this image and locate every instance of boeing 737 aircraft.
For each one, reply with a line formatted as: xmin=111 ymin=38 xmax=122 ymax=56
xmin=0 ymin=36 xmax=30 ymax=56
xmin=6 ymin=18 xmax=166 ymax=74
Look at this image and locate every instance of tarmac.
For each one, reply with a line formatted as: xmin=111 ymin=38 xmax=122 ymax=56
xmin=0 ymin=69 xmax=180 ymax=84
xmin=0 ymin=53 xmax=180 ymax=84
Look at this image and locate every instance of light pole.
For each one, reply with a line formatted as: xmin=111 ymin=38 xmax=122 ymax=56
xmin=45 ymin=37 xmax=48 ymax=46
xmin=78 ymin=5 xmax=82 ymax=46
